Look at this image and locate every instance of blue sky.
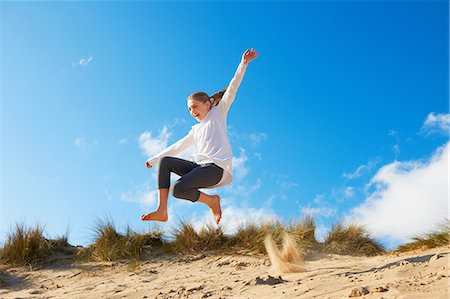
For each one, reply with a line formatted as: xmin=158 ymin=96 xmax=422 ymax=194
xmin=1 ymin=1 xmax=448 ymax=249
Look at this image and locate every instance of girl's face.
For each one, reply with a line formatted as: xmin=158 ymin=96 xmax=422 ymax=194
xmin=187 ymin=99 xmax=211 ymax=122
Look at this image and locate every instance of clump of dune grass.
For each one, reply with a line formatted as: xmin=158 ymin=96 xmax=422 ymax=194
xmin=124 ymin=226 xmax=164 ymax=259
xmin=227 ymin=223 xmax=266 ymax=253
xmin=86 ymin=218 xmax=164 ymax=261
xmin=323 ymin=223 xmax=385 ymax=256
xmin=170 ymin=221 xmax=201 ymax=253
xmin=395 ymin=221 xmax=450 ymax=252
xmin=170 ymin=221 xmax=229 ymax=253
xmin=286 ymin=215 xmax=319 ymax=253
xmin=198 ymin=224 xmax=229 ymax=251
xmin=0 ymin=224 xmax=52 ymax=266
xmin=225 ymin=221 xmax=286 ymax=254
xmin=171 ymin=221 xmax=285 ymax=254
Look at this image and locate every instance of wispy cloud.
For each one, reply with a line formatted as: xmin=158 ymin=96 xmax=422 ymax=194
xmin=138 ymin=126 xmax=196 ymax=162
xmin=192 ymin=205 xmax=279 ymax=235
xmin=248 ymin=133 xmax=268 ymax=147
xmin=301 ymin=207 xmax=336 ymax=218
xmin=228 ymin=129 xmax=268 ymax=148
xmin=346 ymin=141 xmax=449 ymax=247
xmin=79 ymin=54 xmax=94 ymax=66
xmin=343 ymin=160 xmax=378 ymax=180
xmin=139 ymin=126 xmax=171 ymax=158
xmin=277 ymin=179 xmax=299 ymax=191
xmin=232 ymin=148 xmax=249 ymax=181
xmin=119 ymin=182 xmax=158 ymax=208
xmin=60 ymin=54 xmax=94 ymax=74
xmin=74 ymin=136 xmax=99 ymax=152
xmin=223 ymin=179 xmax=261 ymax=200
xmin=118 ymin=138 xmax=128 ymax=145
xmin=421 ymin=112 xmax=450 ymax=136
xmin=344 ymin=186 xmax=354 ymax=198
xmin=253 ymin=152 xmax=263 ymax=160
xmin=343 ymin=165 xmax=366 ymax=179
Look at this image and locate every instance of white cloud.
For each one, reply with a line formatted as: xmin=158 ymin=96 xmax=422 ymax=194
xmin=343 ymin=160 xmax=378 ymax=180
xmin=313 ymin=194 xmax=326 ymax=205
xmin=118 ymin=138 xmax=128 ymax=145
xmin=139 ymin=126 xmax=171 ymax=158
xmin=254 ymin=152 xmax=263 ymax=160
xmin=301 ymin=207 xmax=336 ymax=218
xmin=388 ymin=130 xmax=398 ymax=137
xmin=232 ymin=147 xmax=249 ymax=181
xmin=223 ymin=179 xmax=261 ymax=199
xmin=79 ymin=54 xmax=94 ymax=66
xmin=422 ymin=112 xmax=450 ymax=135
xmin=392 ymin=144 xmax=400 ymax=157
xmin=228 ymin=129 xmax=268 ymax=148
xmin=120 ymin=186 xmax=157 ymax=208
xmin=343 ymin=165 xmax=366 ymax=179
xmin=74 ymin=136 xmax=98 ymax=152
xmin=279 ymin=181 xmax=299 ymax=191
xmin=74 ymin=136 xmax=86 ymax=148
xmin=344 ymin=186 xmax=354 ymax=198
xmin=192 ymin=205 xmax=279 ymax=235
xmin=347 ymin=142 xmax=449 ymax=246
xmin=138 ymin=126 xmax=196 ymax=162
xmin=249 ymin=133 xmax=268 ymax=147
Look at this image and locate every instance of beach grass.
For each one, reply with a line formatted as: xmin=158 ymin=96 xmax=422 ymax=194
xmin=5 ymin=216 xmax=447 ymax=266
xmin=0 ymin=223 xmax=53 ymax=266
xmin=323 ymin=223 xmax=385 ymax=256
xmin=286 ymin=215 xmax=319 ymax=253
xmin=395 ymin=221 xmax=450 ymax=252
xmin=83 ymin=217 xmax=165 ymax=262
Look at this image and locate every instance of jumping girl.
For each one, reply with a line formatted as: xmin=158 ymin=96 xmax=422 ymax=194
xmin=141 ymin=48 xmax=259 ymax=224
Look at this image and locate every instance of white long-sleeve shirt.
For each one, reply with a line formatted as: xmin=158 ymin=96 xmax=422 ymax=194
xmin=146 ymin=61 xmax=248 ymax=188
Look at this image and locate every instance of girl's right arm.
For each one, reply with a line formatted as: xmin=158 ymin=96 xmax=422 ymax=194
xmin=146 ymin=129 xmax=195 ymax=168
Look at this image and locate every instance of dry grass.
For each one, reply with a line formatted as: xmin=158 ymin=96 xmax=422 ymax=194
xmin=170 ymin=218 xmax=318 ymax=256
xmin=4 ymin=215 xmax=411 ymax=265
xmin=86 ymin=218 xmax=165 ymax=261
xmin=198 ymin=224 xmax=229 ymax=251
xmin=171 ymin=221 xmax=286 ymax=254
xmin=286 ymin=215 xmax=319 ymax=253
xmin=170 ymin=221 xmax=201 ymax=253
xmin=227 ymin=222 xmax=285 ymax=254
xmin=395 ymin=221 xmax=450 ymax=252
xmin=323 ymin=223 xmax=385 ymax=256
xmin=0 ymin=224 xmax=53 ymax=266
xmin=227 ymin=223 xmax=266 ymax=253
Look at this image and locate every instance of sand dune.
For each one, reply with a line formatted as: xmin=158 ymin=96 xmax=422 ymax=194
xmin=0 ymin=246 xmax=448 ymax=298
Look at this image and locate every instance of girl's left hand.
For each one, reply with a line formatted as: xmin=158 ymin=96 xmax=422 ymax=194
xmin=242 ymin=48 xmax=259 ymax=65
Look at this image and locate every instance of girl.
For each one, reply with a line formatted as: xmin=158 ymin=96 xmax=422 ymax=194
xmin=141 ymin=48 xmax=259 ymax=224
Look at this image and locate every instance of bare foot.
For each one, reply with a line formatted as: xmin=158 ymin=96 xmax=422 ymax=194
xmin=141 ymin=210 xmax=168 ymax=222
xmin=211 ymin=195 xmax=222 ymax=224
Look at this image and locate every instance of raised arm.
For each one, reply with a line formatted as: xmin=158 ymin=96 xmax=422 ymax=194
xmin=219 ymin=48 xmax=259 ymax=114
xmin=146 ymin=129 xmax=195 ymax=168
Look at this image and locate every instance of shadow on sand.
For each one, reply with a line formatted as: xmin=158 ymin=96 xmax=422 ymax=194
xmin=337 ymin=252 xmax=449 ymax=276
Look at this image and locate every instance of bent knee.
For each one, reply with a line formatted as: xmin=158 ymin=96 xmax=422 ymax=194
xmin=172 ymin=182 xmax=187 ymax=199
xmin=173 ymin=182 xmax=197 ymax=202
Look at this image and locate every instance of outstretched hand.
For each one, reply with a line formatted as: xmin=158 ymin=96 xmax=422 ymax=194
xmin=146 ymin=161 xmax=153 ymax=168
xmin=242 ymin=48 xmax=258 ymax=65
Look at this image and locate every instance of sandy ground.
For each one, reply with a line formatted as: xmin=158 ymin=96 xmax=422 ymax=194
xmin=0 ymin=246 xmax=448 ymax=299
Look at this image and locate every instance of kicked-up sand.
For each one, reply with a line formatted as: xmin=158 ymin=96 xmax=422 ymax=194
xmin=0 ymin=245 xmax=448 ymax=298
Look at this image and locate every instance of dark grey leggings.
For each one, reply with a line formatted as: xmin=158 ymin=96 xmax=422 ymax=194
xmin=158 ymin=156 xmax=224 ymax=202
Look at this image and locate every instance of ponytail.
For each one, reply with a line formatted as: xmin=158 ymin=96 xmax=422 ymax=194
xmin=209 ymin=86 xmax=228 ymax=107
xmin=188 ymin=86 xmax=228 ymax=108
